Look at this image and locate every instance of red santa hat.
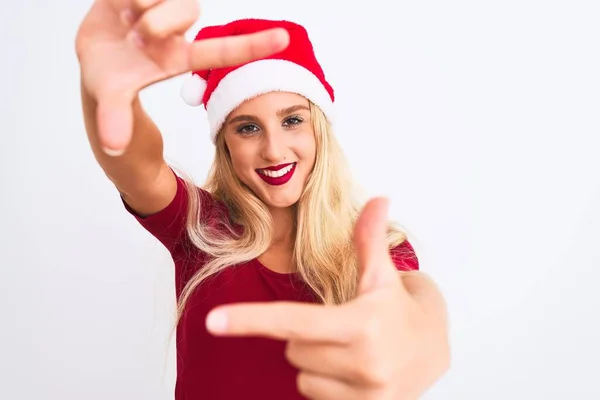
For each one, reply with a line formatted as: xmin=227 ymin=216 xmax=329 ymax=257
xmin=180 ymin=19 xmax=335 ymax=143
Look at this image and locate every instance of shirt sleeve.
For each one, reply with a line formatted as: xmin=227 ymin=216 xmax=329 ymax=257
xmin=121 ymin=170 xmax=193 ymax=255
xmin=391 ymin=239 xmax=420 ymax=271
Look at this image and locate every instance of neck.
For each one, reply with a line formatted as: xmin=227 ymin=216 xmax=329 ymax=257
xmin=269 ymin=205 xmax=296 ymax=247
xmin=257 ymin=205 xmax=297 ymax=274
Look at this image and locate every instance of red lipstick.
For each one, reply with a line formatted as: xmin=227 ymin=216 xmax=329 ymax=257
xmin=256 ymin=162 xmax=296 ymax=186
xmin=261 ymin=163 xmax=294 ymax=171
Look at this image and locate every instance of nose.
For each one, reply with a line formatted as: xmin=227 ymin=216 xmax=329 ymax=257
xmin=260 ymin=127 xmax=286 ymax=163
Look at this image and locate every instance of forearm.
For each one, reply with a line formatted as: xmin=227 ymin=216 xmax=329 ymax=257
xmin=80 ymin=80 xmax=167 ymax=196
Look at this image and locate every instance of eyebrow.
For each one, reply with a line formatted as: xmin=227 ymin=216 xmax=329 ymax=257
xmin=227 ymin=105 xmax=310 ymax=125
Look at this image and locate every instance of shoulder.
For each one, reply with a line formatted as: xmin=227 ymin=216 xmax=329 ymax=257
xmin=179 ymin=176 xmax=242 ymax=235
xmin=390 ymin=239 xmax=419 ymax=271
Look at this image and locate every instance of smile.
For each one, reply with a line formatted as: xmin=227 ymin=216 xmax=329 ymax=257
xmin=256 ymin=163 xmax=297 ymax=186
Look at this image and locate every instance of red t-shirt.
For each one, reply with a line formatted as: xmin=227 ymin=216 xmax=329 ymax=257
xmin=123 ymin=171 xmax=418 ymax=400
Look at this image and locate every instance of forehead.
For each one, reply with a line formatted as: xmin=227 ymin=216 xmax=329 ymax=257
xmin=230 ymin=92 xmax=310 ymax=117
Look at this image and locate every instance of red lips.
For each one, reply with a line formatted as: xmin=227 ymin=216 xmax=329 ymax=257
xmin=256 ymin=162 xmax=297 ymax=186
xmin=258 ymin=162 xmax=295 ymax=172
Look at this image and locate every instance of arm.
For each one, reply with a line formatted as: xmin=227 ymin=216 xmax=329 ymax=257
xmin=76 ymin=0 xmax=286 ymax=217
xmin=80 ymin=83 xmax=176 ymax=217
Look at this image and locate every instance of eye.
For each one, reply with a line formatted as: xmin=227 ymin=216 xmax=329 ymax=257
xmin=236 ymin=124 xmax=260 ymax=135
xmin=283 ymin=115 xmax=304 ymax=127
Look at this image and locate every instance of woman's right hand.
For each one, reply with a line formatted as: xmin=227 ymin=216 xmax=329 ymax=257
xmin=75 ymin=0 xmax=289 ymax=155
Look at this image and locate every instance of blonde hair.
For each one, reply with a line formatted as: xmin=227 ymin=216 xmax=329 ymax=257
xmin=176 ymin=101 xmax=407 ymax=323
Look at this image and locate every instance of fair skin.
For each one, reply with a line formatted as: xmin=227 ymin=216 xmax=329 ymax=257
xmin=223 ymin=92 xmax=317 ymax=273
xmin=206 ymin=198 xmax=450 ymax=400
xmin=76 ymin=0 xmax=450 ymax=398
xmin=76 ymin=0 xmax=289 ymax=216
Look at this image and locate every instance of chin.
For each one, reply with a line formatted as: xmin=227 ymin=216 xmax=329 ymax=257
xmin=264 ymin=198 xmax=300 ymax=209
xmin=243 ymin=167 xmax=308 ymax=209
xmin=259 ymin=190 xmax=302 ymax=209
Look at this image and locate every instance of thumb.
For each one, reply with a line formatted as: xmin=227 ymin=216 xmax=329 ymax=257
xmin=355 ymin=197 xmax=400 ymax=295
xmin=95 ymin=91 xmax=135 ymax=156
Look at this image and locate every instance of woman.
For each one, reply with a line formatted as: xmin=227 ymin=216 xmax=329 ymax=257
xmin=76 ymin=1 xmax=450 ymax=399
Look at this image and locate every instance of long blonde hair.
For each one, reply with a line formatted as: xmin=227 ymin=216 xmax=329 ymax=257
xmin=176 ymin=101 xmax=407 ymax=322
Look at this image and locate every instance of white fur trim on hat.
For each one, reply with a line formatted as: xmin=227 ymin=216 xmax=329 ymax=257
xmin=206 ymin=59 xmax=335 ymax=143
xmin=180 ymin=74 xmax=207 ymax=107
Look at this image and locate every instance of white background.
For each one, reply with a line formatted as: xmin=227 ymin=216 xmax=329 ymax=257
xmin=1 ymin=0 xmax=599 ymax=398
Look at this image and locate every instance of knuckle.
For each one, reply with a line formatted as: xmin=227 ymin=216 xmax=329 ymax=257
xmin=296 ymin=372 xmax=312 ymax=396
xmin=351 ymin=319 xmax=393 ymax=386
xmin=137 ymin=12 xmax=166 ymax=38
xmin=364 ymin=390 xmax=387 ymax=400
xmin=75 ymin=20 xmax=94 ymax=60
xmin=187 ymin=0 xmax=201 ymax=18
xmin=74 ymin=35 xmax=86 ymax=60
xmin=436 ymin=343 xmax=452 ymax=376
xmin=132 ymin=0 xmax=158 ymax=12
xmin=353 ymin=351 xmax=375 ymax=381
xmin=217 ymin=38 xmax=237 ymax=66
xmin=359 ymin=315 xmax=383 ymax=341
xmin=359 ymin=357 xmax=393 ymax=387
xmin=371 ymin=363 xmax=394 ymax=386
xmin=246 ymin=35 xmax=262 ymax=59
xmin=284 ymin=342 xmax=296 ymax=362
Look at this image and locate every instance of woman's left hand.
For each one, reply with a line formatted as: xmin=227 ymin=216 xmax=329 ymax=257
xmin=206 ymin=198 xmax=450 ymax=400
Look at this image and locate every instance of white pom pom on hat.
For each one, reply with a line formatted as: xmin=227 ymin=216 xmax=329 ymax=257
xmin=180 ymin=74 xmax=207 ymax=107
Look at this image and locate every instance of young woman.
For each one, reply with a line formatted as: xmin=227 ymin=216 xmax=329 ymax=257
xmin=76 ymin=1 xmax=450 ymax=399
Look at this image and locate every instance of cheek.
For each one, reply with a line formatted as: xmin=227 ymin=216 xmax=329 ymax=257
xmin=227 ymin=143 xmax=256 ymax=178
xmin=297 ymin=133 xmax=317 ymax=167
xmin=231 ymin=151 xmax=253 ymax=175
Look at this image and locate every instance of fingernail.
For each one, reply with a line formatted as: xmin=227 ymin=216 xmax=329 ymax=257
xmin=102 ymin=146 xmax=125 ymax=157
xmin=271 ymin=28 xmax=290 ymax=50
xmin=126 ymin=30 xmax=144 ymax=48
xmin=120 ymin=9 xmax=134 ymax=27
xmin=206 ymin=310 xmax=228 ymax=334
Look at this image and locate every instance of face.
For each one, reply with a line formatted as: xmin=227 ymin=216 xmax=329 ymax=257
xmin=222 ymin=92 xmax=317 ymax=209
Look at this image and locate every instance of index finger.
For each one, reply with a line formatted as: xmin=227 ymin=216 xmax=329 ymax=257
xmin=206 ymin=301 xmax=355 ymax=344
xmin=188 ymin=27 xmax=289 ymax=71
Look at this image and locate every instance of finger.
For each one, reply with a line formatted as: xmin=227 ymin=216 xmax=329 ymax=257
xmin=102 ymin=0 xmax=134 ymax=27
xmin=188 ymin=27 xmax=289 ymax=71
xmin=129 ymin=0 xmax=163 ymax=17
xmin=286 ymin=341 xmax=358 ymax=381
xmin=297 ymin=372 xmax=361 ymax=400
xmin=96 ymin=92 xmax=134 ymax=155
xmin=206 ymin=302 xmax=354 ymax=343
xmin=355 ymin=198 xmax=400 ymax=294
xmin=401 ymin=271 xmax=447 ymax=316
xmin=105 ymin=0 xmax=132 ymax=12
xmin=133 ymin=0 xmax=199 ymax=41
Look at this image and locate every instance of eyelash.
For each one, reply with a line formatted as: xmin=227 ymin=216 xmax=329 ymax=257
xmin=236 ymin=115 xmax=304 ymax=135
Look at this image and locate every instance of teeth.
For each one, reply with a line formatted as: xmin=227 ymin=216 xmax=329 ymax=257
xmin=259 ymin=164 xmax=294 ymax=178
